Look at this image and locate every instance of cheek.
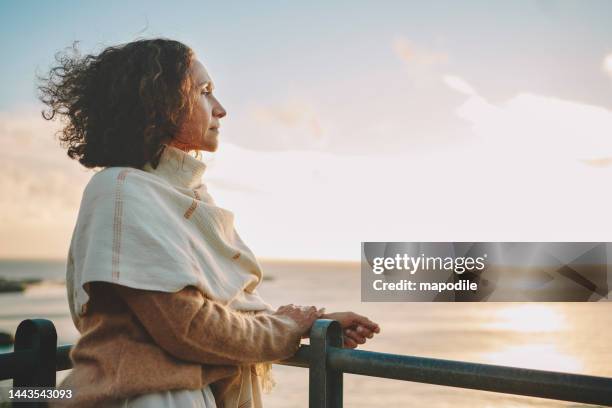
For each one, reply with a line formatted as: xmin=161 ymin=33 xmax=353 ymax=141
xmin=197 ymin=97 xmax=213 ymax=124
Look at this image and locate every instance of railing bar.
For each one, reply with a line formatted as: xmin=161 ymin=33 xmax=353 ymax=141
xmin=3 ymin=326 xmax=612 ymax=406
xmin=277 ymin=345 xmax=310 ymax=368
xmin=0 ymin=350 xmax=39 ymax=381
xmin=56 ymin=345 xmax=73 ymax=371
xmin=328 ymin=347 xmax=612 ymax=406
xmin=309 ymin=320 xmax=343 ymax=408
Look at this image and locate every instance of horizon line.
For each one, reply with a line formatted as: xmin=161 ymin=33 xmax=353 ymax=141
xmin=0 ymin=256 xmax=361 ymax=264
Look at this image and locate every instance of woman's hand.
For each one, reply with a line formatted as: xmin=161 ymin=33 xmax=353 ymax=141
xmin=321 ymin=311 xmax=380 ymax=349
xmin=274 ymin=304 xmax=325 ymax=338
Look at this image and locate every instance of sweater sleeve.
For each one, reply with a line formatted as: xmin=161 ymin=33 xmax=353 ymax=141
xmin=111 ymin=283 xmax=303 ymax=365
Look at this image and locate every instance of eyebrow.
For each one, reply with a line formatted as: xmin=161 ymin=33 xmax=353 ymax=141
xmin=198 ymin=80 xmax=215 ymax=90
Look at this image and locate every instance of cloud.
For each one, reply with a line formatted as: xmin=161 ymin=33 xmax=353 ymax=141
xmin=204 ymin=134 xmax=612 ymax=261
xmin=442 ymin=75 xmax=478 ymax=96
xmin=392 ymin=37 xmax=450 ymax=88
xmin=0 ymin=110 xmax=92 ymax=258
xmin=581 ymin=157 xmax=612 ymax=167
xmin=444 ymin=75 xmax=612 ymax=163
xmin=224 ymin=99 xmax=330 ymax=152
xmin=603 ymin=53 xmax=612 ymax=77
xmin=251 ymin=102 xmax=320 ymax=132
xmin=206 ymin=177 xmax=267 ymax=194
xmin=4 ymin=71 xmax=612 ymax=260
xmin=392 ymin=37 xmax=448 ymax=68
xmin=251 ymin=101 xmax=324 ymax=141
xmin=220 ymin=38 xmax=461 ymax=155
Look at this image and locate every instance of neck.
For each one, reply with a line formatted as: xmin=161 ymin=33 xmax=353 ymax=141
xmin=142 ymin=144 xmax=207 ymax=189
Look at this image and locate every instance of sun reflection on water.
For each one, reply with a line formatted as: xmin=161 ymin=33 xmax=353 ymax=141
xmin=481 ymin=304 xmax=583 ymax=373
xmin=487 ymin=304 xmax=566 ymax=333
xmin=481 ymin=343 xmax=583 ymax=373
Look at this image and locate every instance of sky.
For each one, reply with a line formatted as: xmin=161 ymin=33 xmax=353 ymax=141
xmin=1 ymin=0 xmax=612 ymax=261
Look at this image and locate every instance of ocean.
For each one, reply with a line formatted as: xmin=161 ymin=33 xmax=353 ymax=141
xmin=0 ymin=259 xmax=610 ymax=407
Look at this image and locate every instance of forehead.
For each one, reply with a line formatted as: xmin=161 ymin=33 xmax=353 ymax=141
xmin=191 ymin=59 xmax=212 ymax=85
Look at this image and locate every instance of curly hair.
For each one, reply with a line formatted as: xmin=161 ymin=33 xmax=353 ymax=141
xmin=38 ymin=38 xmax=198 ymax=169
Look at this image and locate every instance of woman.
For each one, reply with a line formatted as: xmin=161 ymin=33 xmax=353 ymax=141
xmin=40 ymin=38 xmax=380 ymax=408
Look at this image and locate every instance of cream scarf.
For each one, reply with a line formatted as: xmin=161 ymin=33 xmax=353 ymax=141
xmin=66 ymin=144 xmax=276 ymax=408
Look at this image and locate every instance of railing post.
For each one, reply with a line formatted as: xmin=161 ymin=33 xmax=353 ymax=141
xmin=13 ymin=319 xmax=58 ymax=407
xmin=309 ymin=319 xmax=343 ymax=408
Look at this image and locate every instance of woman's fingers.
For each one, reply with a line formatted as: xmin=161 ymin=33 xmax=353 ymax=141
xmin=344 ymin=328 xmax=366 ymax=345
xmin=277 ymin=307 xmax=380 ymax=343
xmin=352 ymin=313 xmax=380 ymax=334
xmin=274 ymin=304 xmax=323 ymax=336
xmin=343 ymin=336 xmax=358 ymax=349
xmin=285 ymin=305 xmax=325 ymax=320
xmin=354 ymin=324 xmax=374 ymax=339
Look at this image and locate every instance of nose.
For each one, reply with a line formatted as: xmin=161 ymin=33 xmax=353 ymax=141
xmin=212 ymin=96 xmax=227 ymax=119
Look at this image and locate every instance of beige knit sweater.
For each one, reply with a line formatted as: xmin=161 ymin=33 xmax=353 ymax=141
xmin=50 ymin=281 xmax=303 ymax=408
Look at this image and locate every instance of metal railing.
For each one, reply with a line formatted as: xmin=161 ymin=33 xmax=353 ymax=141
xmin=1 ymin=318 xmax=611 ymax=407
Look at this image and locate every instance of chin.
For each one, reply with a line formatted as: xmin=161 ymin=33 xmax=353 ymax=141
xmin=201 ymin=143 xmax=218 ymax=153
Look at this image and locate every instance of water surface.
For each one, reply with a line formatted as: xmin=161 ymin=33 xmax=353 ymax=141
xmin=0 ymin=259 xmax=610 ymax=407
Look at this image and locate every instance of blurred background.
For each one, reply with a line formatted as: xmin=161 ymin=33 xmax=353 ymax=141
xmin=0 ymin=1 xmax=611 ymax=406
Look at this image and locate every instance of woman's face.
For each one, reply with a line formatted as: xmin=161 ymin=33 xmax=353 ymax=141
xmin=171 ymin=58 xmax=226 ymax=152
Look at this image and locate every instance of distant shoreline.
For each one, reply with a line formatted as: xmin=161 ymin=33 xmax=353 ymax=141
xmin=0 ymin=258 xmax=361 ymax=292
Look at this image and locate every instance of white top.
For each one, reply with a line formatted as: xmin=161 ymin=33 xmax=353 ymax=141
xmin=66 ymin=144 xmax=274 ymax=329
xmin=105 ymin=386 xmax=218 ymax=408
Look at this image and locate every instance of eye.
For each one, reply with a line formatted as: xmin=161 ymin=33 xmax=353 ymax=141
xmin=200 ymin=83 xmax=213 ymax=95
